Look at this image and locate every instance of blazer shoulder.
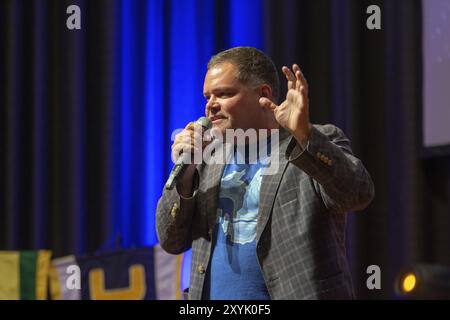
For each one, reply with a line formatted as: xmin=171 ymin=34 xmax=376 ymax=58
xmin=312 ymin=124 xmax=349 ymax=140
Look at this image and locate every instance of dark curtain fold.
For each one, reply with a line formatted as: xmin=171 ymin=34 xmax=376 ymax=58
xmin=1 ymin=0 xmax=449 ymax=299
xmin=0 ymin=0 xmax=118 ymax=255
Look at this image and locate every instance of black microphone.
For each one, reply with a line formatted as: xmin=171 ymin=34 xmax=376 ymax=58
xmin=165 ymin=117 xmax=212 ymax=190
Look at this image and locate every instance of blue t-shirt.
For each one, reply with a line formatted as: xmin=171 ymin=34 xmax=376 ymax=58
xmin=203 ymin=145 xmax=271 ymax=300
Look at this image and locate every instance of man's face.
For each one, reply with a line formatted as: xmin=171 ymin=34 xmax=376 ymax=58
xmin=203 ymin=62 xmax=266 ymax=135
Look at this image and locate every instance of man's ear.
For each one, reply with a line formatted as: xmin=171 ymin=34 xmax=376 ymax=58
xmin=260 ymin=84 xmax=273 ymax=99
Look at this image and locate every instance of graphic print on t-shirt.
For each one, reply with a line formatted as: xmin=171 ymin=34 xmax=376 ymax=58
xmin=217 ymin=165 xmax=263 ymax=245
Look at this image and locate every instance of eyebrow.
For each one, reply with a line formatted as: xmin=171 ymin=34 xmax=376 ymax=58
xmin=203 ymin=86 xmax=235 ymax=96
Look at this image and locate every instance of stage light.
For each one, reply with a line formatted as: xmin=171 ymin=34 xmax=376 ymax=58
xmin=395 ymin=264 xmax=450 ymax=299
xmin=401 ymin=273 xmax=416 ymax=293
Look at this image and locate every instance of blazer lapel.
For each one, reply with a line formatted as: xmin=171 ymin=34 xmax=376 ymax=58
xmin=204 ymin=163 xmax=225 ymax=230
xmin=256 ymin=128 xmax=292 ymax=244
xmin=202 ymin=130 xmax=293 ymax=239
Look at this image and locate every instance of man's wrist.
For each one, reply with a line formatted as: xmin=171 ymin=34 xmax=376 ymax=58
xmin=293 ymin=123 xmax=312 ymax=149
xmin=176 ymin=165 xmax=197 ymax=198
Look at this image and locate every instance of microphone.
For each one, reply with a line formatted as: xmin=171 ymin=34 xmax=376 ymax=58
xmin=165 ymin=116 xmax=212 ymax=190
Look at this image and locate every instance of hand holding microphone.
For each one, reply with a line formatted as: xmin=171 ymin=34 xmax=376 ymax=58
xmin=165 ymin=117 xmax=212 ymax=190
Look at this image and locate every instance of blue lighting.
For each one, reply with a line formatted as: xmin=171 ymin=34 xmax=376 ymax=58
xmin=168 ymin=0 xmax=215 ymax=145
xmin=229 ymin=0 xmax=264 ymax=49
xmin=111 ymin=0 xmax=264 ymax=291
xmin=144 ymin=0 xmax=165 ymax=246
xmin=119 ymin=0 xmax=132 ymax=247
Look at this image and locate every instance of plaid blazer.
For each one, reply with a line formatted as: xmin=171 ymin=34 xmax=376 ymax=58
xmin=156 ymin=124 xmax=375 ymax=300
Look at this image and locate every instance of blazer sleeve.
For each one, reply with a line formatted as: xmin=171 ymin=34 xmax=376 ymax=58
xmin=287 ymin=124 xmax=375 ymax=214
xmin=156 ymin=169 xmax=200 ymax=254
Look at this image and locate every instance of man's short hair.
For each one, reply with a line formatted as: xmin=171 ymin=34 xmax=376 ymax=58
xmin=207 ymin=46 xmax=280 ymax=102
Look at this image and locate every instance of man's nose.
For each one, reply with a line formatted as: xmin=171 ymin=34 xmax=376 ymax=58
xmin=206 ymin=97 xmax=220 ymax=114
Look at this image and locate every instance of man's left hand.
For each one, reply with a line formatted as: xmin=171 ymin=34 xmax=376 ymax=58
xmin=259 ymin=64 xmax=311 ymax=147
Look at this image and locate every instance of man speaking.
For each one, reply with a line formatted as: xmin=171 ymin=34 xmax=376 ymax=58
xmin=156 ymin=47 xmax=374 ymax=300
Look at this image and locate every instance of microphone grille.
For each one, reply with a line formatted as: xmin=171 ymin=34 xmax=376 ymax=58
xmin=197 ymin=116 xmax=212 ymax=129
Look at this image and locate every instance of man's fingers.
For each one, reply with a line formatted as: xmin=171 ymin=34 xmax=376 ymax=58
xmin=173 ymin=129 xmax=204 ymax=149
xmin=172 ymin=120 xmax=211 ymax=162
xmin=172 ymin=142 xmax=199 ymax=159
xmin=283 ymin=66 xmax=296 ymax=81
xmin=172 ymin=143 xmax=184 ymax=161
xmin=293 ymin=64 xmax=308 ymax=91
xmin=185 ymin=121 xmax=195 ymax=130
xmin=174 ymin=132 xmax=191 ymax=145
xmin=259 ymin=97 xmax=277 ymax=110
xmin=282 ymin=66 xmax=296 ymax=90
